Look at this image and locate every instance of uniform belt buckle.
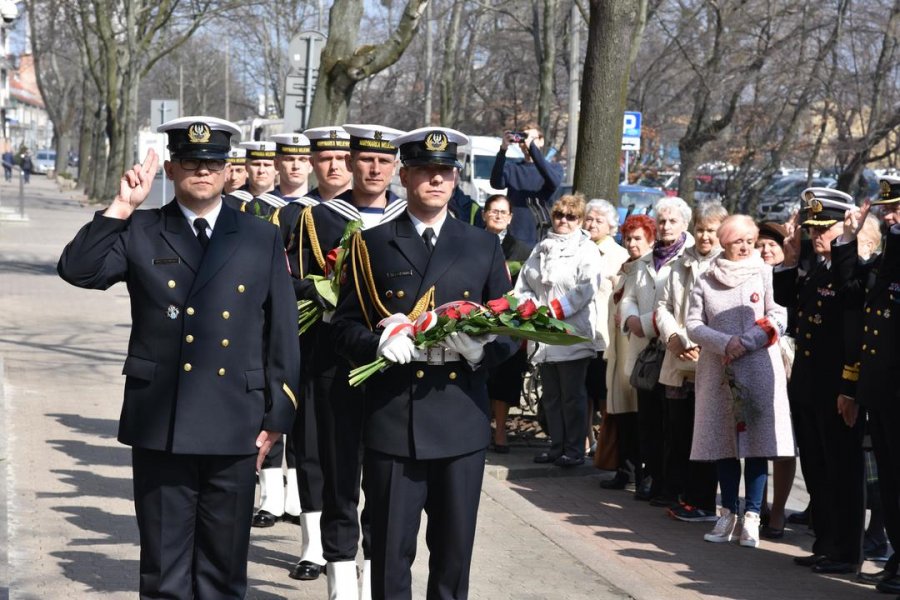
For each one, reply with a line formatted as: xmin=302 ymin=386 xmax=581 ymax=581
xmin=425 ymin=346 xmax=446 ymax=365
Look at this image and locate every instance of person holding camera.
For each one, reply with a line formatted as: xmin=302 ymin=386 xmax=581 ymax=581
xmin=490 ymin=125 xmax=563 ymax=246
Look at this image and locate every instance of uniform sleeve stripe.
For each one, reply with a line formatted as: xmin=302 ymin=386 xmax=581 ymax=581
xmin=282 ymin=382 xmax=298 ymax=410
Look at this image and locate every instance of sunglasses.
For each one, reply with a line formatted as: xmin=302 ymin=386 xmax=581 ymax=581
xmin=552 ymin=211 xmax=580 ymax=222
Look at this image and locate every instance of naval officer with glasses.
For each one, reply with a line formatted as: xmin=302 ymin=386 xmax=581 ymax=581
xmin=58 ymin=116 xmax=300 ymax=599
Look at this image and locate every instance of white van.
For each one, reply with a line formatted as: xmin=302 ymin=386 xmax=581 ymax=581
xmin=457 ymin=136 xmax=524 ymax=206
xmin=34 ymin=149 xmax=56 ymax=175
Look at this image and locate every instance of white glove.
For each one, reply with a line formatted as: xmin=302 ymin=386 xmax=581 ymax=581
xmin=441 ymin=332 xmax=486 ymax=364
xmin=377 ymin=322 xmax=416 ymax=364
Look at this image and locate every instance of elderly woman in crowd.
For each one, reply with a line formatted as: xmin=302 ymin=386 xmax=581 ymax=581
xmin=655 ymin=202 xmax=728 ymax=521
xmin=515 ymin=193 xmax=603 ymax=467
xmin=687 ymin=215 xmax=795 ymax=549
xmin=583 ymin=199 xmax=629 ymax=457
xmin=601 ymin=215 xmax=656 ymax=489
xmin=620 ymin=196 xmax=693 ymax=502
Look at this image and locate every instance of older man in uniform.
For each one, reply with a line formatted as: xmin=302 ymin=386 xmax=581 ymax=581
xmin=290 ymin=124 xmax=406 ymax=597
xmin=57 ymin=116 xmax=300 ymax=598
xmin=775 ymin=188 xmax=866 ymax=575
xmin=332 ymin=127 xmax=517 ymax=600
xmin=838 ymin=177 xmax=900 ymax=591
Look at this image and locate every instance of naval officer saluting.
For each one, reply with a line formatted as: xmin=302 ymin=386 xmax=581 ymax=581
xmin=332 ymin=127 xmax=517 ymax=600
xmin=58 ymin=116 xmax=300 ymax=598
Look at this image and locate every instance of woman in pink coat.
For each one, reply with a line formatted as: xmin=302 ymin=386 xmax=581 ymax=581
xmin=686 ymin=215 xmax=795 ymax=549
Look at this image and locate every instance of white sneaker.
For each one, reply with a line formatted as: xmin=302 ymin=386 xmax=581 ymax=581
xmin=703 ymin=508 xmax=737 ymax=543
xmin=740 ymin=511 xmax=760 ymax=548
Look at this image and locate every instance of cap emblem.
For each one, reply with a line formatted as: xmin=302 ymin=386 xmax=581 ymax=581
xmin=374 ymin=130 xmax=383 ymax=141
xmin=293 ymin=136 xmax=300 ymax=144
xmin=808 ymin=198 xmax=823 ymax=214
xmin=882 ymin=180 xmax=892 ymax=199
xmin=329 ymin=130 xmax=338 ymax=140
xmin=424 ymin=131 xmax=449 ymax=152
xmin=187 ymin=123 xmax=211 ymax=144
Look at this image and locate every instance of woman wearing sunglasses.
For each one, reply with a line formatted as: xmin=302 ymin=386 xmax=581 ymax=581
xmin=514 ymin=193 xmax=604 ymax=466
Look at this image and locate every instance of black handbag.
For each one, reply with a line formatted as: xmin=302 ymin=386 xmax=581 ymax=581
xmin=629 ymin=340 xmax=665 ymax=391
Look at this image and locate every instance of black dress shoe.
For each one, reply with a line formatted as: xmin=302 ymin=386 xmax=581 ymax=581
xmin=289 ymin=560 xmax=325 ymax=581
xmin=812 ymin=559 xmax=857 ymax=574
xmin=600 ymin=472 xmax=629 ymax=490
xmin=857 ymin=569 xmax=894 ymax=585
xmin=554 ymin=455 xmax=585 ymax=467
xmin=282 ymin=514 xmax=302 ymax=525
xmin=251 ymin=510 xmax=278 ymax=528
xmin=876 ymin=575 xmax=900 ymax=594
xmin=533 ymin=452 xmax=560 ymax=464
xmin=793 ymin=554 xmax=826 ymax=567
xmin=786 ymin=507 xmax=810 ymax=525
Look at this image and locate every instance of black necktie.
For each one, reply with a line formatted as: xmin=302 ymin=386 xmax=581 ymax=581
xmin=194 ymin=218 xmax=210 ymax=251
xmin=422 ymin=227 xmax=435 ymax=253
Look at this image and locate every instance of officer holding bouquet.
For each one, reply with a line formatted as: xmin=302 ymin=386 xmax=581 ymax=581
xmin=331 ymin=127 xmax=517 ymax=600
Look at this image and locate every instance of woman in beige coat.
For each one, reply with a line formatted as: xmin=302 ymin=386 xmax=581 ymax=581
xmin=655 ymin=203 xmax=727 ymax=521
xmin=601 ymin=215 xmax=656 ymax=489
xmin=620 ymin=197 xmax=693 ymax=501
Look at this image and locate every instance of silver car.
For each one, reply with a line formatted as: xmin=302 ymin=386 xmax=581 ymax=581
xmin=756 ymin=176 xmax=837 ymax=222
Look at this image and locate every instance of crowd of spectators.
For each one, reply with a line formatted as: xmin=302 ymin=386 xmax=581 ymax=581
xmin=482 ymin=177 xmax=900 ymax=584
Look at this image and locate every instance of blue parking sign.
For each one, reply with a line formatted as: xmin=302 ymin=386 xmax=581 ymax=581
xmin=623 ymin=112 xmax=642 ymax=137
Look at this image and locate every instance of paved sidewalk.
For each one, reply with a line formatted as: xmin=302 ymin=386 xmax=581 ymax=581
xmin=0 ymin=176 xmax=882 ymax=599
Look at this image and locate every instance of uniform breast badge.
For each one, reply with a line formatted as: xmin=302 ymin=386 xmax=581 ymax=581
xmin=166 ymin=305 xmax=180 ymax=319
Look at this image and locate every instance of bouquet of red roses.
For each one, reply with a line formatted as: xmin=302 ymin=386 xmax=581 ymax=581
xmin=297 ymin=220 xmax=363 ymax=334
xmin=348 ymin=293 xmax=589 ymax=386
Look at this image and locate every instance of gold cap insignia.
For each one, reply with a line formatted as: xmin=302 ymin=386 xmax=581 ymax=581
xmin=809 ymin=198 xmax=823 ymax=214
xmin=881 ymin=180 xmax=892 ymax=199
xmin=329 ymin=130 xmax=338 ymax=140
xmin=424 ymin=131 xmax=448 ymax=152
xmin=293 ymin=136 xmax=300 ymax=144
xmin=374 ymin=130 xmax=383 ymax=141
xmin=187 ymin=123 xmax=211 ymax=144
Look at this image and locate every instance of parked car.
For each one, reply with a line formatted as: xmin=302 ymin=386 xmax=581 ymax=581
xmin=618 ymin=184 xmax=665 ymax=212
xmin=33 ymin=149 xmax=56 ymax=175
xmin=756 ymin=176 xmax=837 ymax=222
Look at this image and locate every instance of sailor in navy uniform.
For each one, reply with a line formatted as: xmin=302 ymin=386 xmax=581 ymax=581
xmin=239 ymin=140 xmax=286 ymax=219
xmin=774 ymin=188 xmax=867 ymax=574
xmin=275 ymin=126 xmax=353 ymax=251
xmin=57 ymin=116 xmax=300 ymax=598
xmin=290 ymin=124 xmax=406 ymax=597
xmin=271 ymin=132 xmax=313 ymax=202
xmin=836 ymin=177 xmax=900 ymax=591
xmin=223 ymin=146 xmax=248 ymax=196
xmin=250 ymin=133 xmax=314 ymax=529
xmin=332 ymin=127 xmax=517 ymax=600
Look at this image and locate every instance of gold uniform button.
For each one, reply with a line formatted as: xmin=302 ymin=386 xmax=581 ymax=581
xmin=871 ymin=349 xmax=877 ymax=355
xmin=817 ymin=300 xmax=822 ymax=307
xmin=218 ymin=368 xmax=226 ymax=376
xmin=449 ymin=371 xmax=457 ymax=380
xmin=867 ymin=307 xmax=872 ymax=313
xmin=877 ymin=310 xmax=882 ymax=316
xmin=237 ymin=284 xmax=246 ymax=293
xmin=186 ymin=307 xmax=195 ymax=316
xmin=222 ymin=311 xmax=230 ymax=319
xmin=168 ymin=280 xmax=176 ymax=289
xmin=221 ymin=339 xmax=229 ymax=347
xmin=804 ymin=351 xmax=811 ymax=357
xmin=798 ymin=311 xmax=803 ymax=317
xmin=385 ymin=290 xmax=394 ymax=299
xmin=415 ymin=370 xmax=424 ymax=379
xmin=185 ymin=335 xmax=194 ymax=343
xmin=183 ymin=363 xmax=192 ymax=372
xmin=462 ymin=291 xmax=470 ymax=299
xmin=863 ymin=344 xmax=867 ymax=350
xmin=397 ymin=290 xmax=406 ymax=299
xmin=874 ymin=330 xmax=879 ymax=336
xmin=864 ymin=326 xmax=869 ymax=332
xmin=805 ymin=333 xmax=811 ymax=339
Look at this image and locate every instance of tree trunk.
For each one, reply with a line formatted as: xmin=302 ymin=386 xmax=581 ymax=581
xmin=308 ymin=0 xmax=429 ymax=127
xmin=537 ymin=0 xmax=558 ymax=136
xmin=573 ymin=0 xmax=648 ymax=200
xmin=439 ymin=0 xmax=465 ymax=126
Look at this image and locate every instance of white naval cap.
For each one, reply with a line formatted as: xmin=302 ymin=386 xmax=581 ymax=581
xmin=341 ymin=124 xmax=406 ymax=154
xmin=800 ymin=187 xmax=854 ymax=227
xmin=225 ymin=147 xmax=246 ymax=164
xmin=269 ymin=133 xmax=311 ymax=156
xmin=239 ymin=140 xmax=277 ymax=161
xmin=157 ymin=116 xmax=241 ymax=159
xmin=303 ymin=126 xmax=351 ymax=152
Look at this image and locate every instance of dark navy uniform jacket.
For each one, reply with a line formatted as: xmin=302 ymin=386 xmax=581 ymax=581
xmin=331 ymin=213 xmax=517 ymax=459
xmin=57 ymin=201 xmax=300 ymax=455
